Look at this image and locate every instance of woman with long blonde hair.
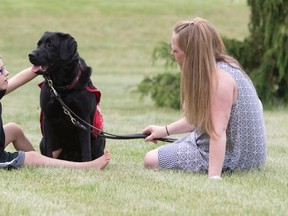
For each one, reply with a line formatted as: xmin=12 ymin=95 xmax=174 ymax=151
xmin=143 ymin=17 xmax=266 ymax=179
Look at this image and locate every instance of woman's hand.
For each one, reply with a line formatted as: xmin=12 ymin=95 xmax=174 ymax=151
xmin=142 ymin=125 xmax=167 ymax=144
xmin=143 ymin=118 xmax=195 ymax=144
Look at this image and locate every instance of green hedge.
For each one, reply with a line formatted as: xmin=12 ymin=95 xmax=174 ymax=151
xmin=138 ymin=0 xmax=288 ymax=109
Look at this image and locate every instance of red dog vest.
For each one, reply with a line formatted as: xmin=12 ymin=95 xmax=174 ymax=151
xmin=38 ymin=81 xmax=104 ymax=137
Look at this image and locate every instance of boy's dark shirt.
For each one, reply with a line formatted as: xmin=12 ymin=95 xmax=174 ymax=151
xmin=0 ymin=89 xmax=7 ymax=157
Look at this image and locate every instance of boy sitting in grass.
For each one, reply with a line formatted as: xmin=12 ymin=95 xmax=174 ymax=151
xmin=0 ymin=56 xmax=111 ymax=170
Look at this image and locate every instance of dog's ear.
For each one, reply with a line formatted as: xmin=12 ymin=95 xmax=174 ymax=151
xmin=59 ymin=33 xmax=78 ymax=61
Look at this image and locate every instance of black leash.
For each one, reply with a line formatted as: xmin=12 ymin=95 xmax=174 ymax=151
xmin=45 ymin=77 xmax=177 ymax=143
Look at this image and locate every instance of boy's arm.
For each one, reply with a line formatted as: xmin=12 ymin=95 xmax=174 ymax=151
xmin=5 ymin=67 xmax=38 ymax=95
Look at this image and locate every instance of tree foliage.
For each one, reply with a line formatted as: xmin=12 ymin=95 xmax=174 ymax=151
xmin=137 ymin=0 xmax=288 ymax=109
xmin=241 ymin=0 xmax=288 ymax=104
xmin=138 ymin=72 xmax=180 ymax=109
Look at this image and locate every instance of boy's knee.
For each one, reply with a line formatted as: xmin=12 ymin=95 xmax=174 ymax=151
xmin=6 ymin=122 xmax=22 ymax=130
xmin=4 ymin=122 xmax=23 ymax=136
xmin=11 ymin=123 xmax=24 ymax=135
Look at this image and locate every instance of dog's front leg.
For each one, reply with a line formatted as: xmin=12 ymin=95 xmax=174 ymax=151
xmin=79 ymin=119 xmax=92 ymax=162
xmin=41 ymin=119 xmax=55 ymax=158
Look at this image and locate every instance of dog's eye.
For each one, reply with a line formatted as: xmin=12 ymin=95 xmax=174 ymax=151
xmin=46 ymin=40 xmax=54 ymax=48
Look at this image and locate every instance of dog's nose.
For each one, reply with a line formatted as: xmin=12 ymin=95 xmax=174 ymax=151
xmin=28 ymin=51 xmax=38 ymax=64
xmin=28 ymin=52 xmax=35 ymax=58
xmin=28 ymin=51 xmax=37 ymax=60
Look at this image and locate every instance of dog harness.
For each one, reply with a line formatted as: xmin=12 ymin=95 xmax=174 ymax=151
xmin=38 ymin=81 xmax=104 ymax=137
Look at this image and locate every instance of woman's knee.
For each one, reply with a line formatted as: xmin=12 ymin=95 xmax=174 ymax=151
xmin=144 ymin=149 xmax=160 ymax=169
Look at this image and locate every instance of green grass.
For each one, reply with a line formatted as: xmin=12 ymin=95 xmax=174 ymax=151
xmin=0 ymin=0 xmax=287 ymax=215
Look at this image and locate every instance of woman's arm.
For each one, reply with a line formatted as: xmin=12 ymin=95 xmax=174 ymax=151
xmin=143 ymin=117 xmax=195 ymax=143
xmin=166 ymin=117 xmax=195 ymax=135
xmin=6 ymin=67 xmax=37 ymax=95
xmin=208 ymin=70 xmax=236 ymax=177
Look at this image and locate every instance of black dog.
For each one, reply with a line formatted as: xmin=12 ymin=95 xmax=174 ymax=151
xmin=29 ymin=31 xmax=105 ymax=162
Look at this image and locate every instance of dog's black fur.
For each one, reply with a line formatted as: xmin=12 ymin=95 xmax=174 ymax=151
xmin=29 ymin=31 xmax=105 ymax=162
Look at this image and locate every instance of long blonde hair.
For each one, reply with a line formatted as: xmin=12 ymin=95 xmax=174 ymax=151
xmin=174 ymin=17 xmax=239 ymax=136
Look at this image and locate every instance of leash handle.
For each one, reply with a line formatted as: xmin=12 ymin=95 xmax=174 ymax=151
xmin=98 ymin=133 xmax=177 ymax=143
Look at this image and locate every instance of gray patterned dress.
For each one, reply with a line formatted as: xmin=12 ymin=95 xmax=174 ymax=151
xmin=158 ymin=62 xmax=267 ymax=172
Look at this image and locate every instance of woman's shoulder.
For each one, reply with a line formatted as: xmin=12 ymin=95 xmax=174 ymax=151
xmin=217 ymin=67 xmax=236 ymax=87
xmin=217 ymin=61 xmax=249 ymax=81
xmin=217 ymin=61 xmax=240 ymax=71
xmin=216 ymin=68 xmax=238 ymax=103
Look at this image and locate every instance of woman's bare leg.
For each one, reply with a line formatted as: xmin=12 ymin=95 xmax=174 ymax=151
xmin=144 ymin=149 xmax=160 ymax=169
xmin=4 ymin=123 xmax=35 ymax=151
xmin=23 ymin=150 xmax=111 ymax=170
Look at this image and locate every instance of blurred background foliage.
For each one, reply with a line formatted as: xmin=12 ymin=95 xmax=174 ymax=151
xmin=138 ymin=0 xmax=288 ymax=109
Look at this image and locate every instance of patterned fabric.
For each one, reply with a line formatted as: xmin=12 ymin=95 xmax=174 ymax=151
xmin=158 ymin=62 xmax=267 ymax=172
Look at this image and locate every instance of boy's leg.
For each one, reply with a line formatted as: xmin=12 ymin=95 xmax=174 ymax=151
xmin=4 ymin=123 xmax=35 ymax=151
xmin=23 ymin=150 xmax=111 ymax=170
xmin=2 ymin=122 xmax=111 ymax=170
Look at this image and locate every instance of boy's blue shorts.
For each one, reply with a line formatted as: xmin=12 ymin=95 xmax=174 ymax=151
xmin=0 ymin=151 xmax=25 ymax=169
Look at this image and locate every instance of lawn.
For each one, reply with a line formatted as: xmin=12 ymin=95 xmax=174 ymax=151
xmin=0 ymin=0 xmax=287 ymax=215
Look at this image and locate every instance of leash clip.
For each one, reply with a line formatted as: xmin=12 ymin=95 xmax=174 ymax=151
xmin=63 ymin=107 xmax=76 ymax=125
xmin=46 ymin=77 xmax=58 ymax=97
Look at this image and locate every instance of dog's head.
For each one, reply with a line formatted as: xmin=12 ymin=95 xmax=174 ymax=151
xmin=29 ymin=31 xmax=79 ymax=75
